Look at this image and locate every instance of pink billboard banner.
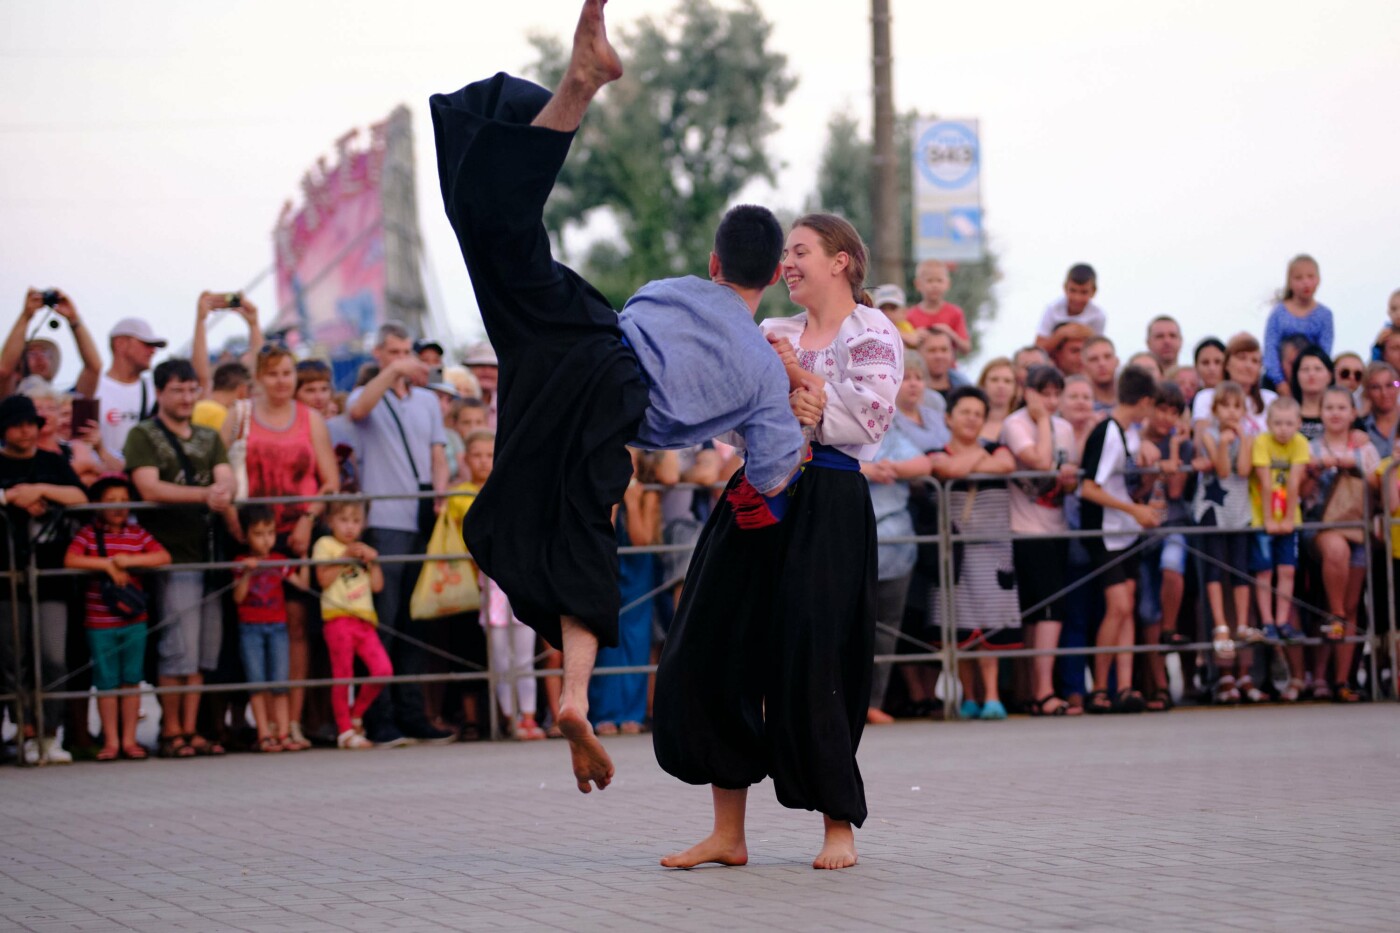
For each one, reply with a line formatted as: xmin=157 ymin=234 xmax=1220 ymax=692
xmin=273 ymin=125 xmax=387 ymax=353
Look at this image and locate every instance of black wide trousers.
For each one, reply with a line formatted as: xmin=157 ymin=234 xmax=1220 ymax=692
xmin=430 ymin=74 xmax=648 ymax=649
xmin=653 ymin=466 xmax=878 ymax=827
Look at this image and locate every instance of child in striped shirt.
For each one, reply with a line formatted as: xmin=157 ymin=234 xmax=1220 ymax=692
xmin=65 ymin=476 xmax=170 ymax=761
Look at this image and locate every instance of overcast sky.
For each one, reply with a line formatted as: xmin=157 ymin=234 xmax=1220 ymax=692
xmin=3 ymin=0 xmax=1397 ymax=383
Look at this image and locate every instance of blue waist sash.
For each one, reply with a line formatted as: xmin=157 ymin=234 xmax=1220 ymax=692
xmin=808 ymin=444 xmax=860 ymax=472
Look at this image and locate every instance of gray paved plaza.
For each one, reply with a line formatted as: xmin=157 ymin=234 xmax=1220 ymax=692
xmin=3 ymin=704 xmax=1399 ymax=932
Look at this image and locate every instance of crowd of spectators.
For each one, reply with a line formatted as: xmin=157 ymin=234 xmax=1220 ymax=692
xmin=2 ymin=256 xmax=1398 ymax=765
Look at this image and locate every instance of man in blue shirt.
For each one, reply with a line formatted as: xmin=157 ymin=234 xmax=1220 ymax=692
xmin=432 ymin=0 xmax=812 ymax=795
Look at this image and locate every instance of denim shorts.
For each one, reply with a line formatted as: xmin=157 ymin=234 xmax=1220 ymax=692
xmin=239 ymin=623 xmax=290 ymax=694
xmin=87 ymin=624 xmax=148 ymax=691
xmin=1249 ymin=531 xmax=1298 ymax=573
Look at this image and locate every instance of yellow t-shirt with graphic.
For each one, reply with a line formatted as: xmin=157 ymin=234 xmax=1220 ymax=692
xmin=312 ymin=535 xmax=377 ymax=624
xmin=1250 ymin=432 xmax=1311 ymax=526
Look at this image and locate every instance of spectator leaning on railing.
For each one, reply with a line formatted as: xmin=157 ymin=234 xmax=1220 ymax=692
xmin=123 ymin=358 xmax=235 ymax=759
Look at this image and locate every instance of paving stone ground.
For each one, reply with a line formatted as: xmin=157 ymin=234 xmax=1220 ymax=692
xmin=3 ymin=704 xmax=1399 ymax=932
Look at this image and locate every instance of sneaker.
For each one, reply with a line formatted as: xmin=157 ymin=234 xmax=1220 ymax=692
xmin=367 ymin=726 xmax=413 ymax=748
xmin=40 ymin=737 xmax=72 ymax=764
xmin=958 ymin=699 xmax=982 ymax=720
xmin=1277 ymin=623 xmax=1305 ymax=642
xmin=979 ymin=700 xmax=1007 ymax=720
xmin=1262 ymin=624 xmax=1281 ymax=641
xmin=337 ymin=730 xmax=374 ymax=749
xmin=21 ymin=738 xmax=40 ymax=766
xmin=401 ymin=722 xmax=456 ymax=745
xmin=1238 ymin=625 xmax=1265 ymax=644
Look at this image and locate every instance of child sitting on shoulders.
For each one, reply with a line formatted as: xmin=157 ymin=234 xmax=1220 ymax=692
xmin=234 ymin=505 xmax=311 ymax=753
xmin=312 ymin=500 xmax=391 ymax=749
xmin=65 ymin=476 xmax=171 ymax=761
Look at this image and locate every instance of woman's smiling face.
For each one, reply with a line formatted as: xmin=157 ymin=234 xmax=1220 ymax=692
xmin=780 ymin=225 xmax=843 ymax=307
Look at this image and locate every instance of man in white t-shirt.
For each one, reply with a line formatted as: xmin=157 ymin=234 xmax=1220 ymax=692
xmin=95 ymin=317 xmax=165 ymax=466
xmin=1035 ymin=263 xmax=1106 ymax=351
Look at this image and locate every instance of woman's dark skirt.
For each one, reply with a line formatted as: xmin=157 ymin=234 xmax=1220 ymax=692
xmin=431 ymin=73 xmax=649 ymax=649
xmin=652 ymin=465 xmax=878 ymax=827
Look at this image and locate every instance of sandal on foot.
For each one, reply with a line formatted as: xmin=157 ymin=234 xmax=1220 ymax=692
xmin=96 ymin=747 xmax=120 ymax=762
xmin=1235 ymin=676 xmax=1265 ymax=704
xmin=1115 ymin=689 xmax=1147 ymax=713
xmin=120 ymin=744 xmax=148 ymax=760
xmin=1214 ymin=675 xmax=1240 ymax=705
xmin=1280 ymin=678 xmax=1305 ymax=702
xmin=595 ymin=722 xmax=619 ymax=736
xmin=1211 ymin=625 xmax=1236 ymax=663
xmin=158 ymin=734 xmax=195 ymax=759
xmin=187 ymin=734 xmax=226 ymax=756
xmin=1310 ymin=682 xmax=1332 ymax=702
xmin=1085 ymin=689 xmax=1114 ymax=714
xmin=1334 ymin=684 xmax=1362 ymax=703
xmin=1145 ymin=689 xmax=1174 ymax=712
xmin=1028 ymin=694 xmax=1069 ymax=717
xmin=279 ymin=733 xmax=310 ymax=752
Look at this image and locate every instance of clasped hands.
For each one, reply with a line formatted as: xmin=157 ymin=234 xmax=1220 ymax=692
xmin=767 ymin=334 xmax=825 ymax=427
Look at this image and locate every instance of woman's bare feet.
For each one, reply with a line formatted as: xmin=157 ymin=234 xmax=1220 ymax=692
xmin=813 ymin=818 xmax=858 ymax=870
xmin=866 ymin=706 xmax=895 ymax=725
xmin=557 ymin=704 xmax=614 ymax=793
xmin=660 ymin=833 xmax=748 ymax=869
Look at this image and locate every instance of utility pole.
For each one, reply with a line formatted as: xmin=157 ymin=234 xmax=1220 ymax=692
xmin=870 ymin=0 xmax=903 ymax=287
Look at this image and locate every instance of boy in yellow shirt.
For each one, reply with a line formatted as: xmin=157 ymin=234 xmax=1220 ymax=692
xmin=1250 ymin=397 xmax=1310 ymax=698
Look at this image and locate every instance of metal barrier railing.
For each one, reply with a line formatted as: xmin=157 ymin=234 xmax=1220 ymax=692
xmin=4 ymin=467 xmax=1396 ymax=765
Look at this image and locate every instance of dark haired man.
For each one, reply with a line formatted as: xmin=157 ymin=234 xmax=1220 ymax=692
xmin=430 ymin=0 xmax=810 ymax=793
xmin=124 ymin=358 xmax=234 ymax=758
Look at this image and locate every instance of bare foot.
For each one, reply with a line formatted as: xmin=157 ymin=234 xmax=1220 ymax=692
xmin=813 ymin=819 xmax=858 ymax=870
xmin=557 ymin=704 xmax=614 ymax=793
xmin=568 ymin=0 xmax=623 ymax=90
xmin=660 ymin=833 xmax=748 ymax=869
xmin=866 ymin=707 xmax=895 ymax=725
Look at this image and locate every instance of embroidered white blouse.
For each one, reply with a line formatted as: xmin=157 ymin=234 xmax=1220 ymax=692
xmin=759 ymin=305 xmax=904 ymax=461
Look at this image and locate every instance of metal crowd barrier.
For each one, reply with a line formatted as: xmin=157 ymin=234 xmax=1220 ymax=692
xmin=3 ymin=470 xmax=1397 ymax=766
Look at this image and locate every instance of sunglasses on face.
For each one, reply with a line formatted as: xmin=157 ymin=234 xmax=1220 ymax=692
xmin=1337 ymin=368 xmax=1362 ymax=380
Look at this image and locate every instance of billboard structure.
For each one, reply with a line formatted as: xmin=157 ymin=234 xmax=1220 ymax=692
xmin=912 ymin=118 xmax=985 ymax=264
xmin=272 ymin=106 xmax=427 ymax=364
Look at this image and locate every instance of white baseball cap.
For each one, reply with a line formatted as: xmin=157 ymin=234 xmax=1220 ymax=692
xmin=461 ymin=341 xmax=498 ymax=366
xmin=871 ymin=284 xmax=906 ymax=308
xmin=109 ymin=317 xmax=168 ymax=347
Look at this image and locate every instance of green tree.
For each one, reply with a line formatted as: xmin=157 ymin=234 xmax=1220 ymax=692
xmin=809 ymin=109 xmax=1002 ymax=355
xmin=527 ymin=0 xmax=796 ymax=309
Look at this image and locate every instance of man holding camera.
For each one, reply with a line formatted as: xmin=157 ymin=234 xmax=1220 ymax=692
xmin=0 ymin=289 xmax=103 ymax=399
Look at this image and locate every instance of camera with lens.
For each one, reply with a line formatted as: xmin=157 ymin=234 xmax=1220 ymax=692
xmin=41 ymin=289 xmax=60 ymax=307
xmin=227 ymin=292 xmax=242 ymax=309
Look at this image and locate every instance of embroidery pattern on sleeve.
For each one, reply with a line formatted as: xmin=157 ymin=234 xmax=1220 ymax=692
xmin=848 ymin=337 xmax=899 ymax=369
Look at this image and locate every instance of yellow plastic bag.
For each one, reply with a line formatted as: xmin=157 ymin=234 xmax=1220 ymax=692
xmin=409 ymin=504 xmax=480 ymax=619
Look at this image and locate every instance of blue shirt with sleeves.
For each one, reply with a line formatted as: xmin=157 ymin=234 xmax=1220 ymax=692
xmin=618 ymin=276 xmax=805 ymax=495
xmin=1263 ymin=302 xmax=1334 ymax=387
xmin=345 ymin=385 xmax=446 ymax=533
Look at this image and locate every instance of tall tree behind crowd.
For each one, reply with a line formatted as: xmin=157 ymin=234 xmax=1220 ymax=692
xmin=811 ymin=110 xmax=1003 ymax=354
xmin=527 ymin=0 xmax=796 ymax=310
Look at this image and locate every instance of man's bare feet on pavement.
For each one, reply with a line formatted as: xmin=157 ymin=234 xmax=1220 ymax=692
xmin=660 ymin=833 xmax=749 ymax=869
xmin=813 ymin=818 xmax=858 ymax=870
xmin=569 ymin=0 xmax=623 ymax=90
xmin=557 ymin=704 xmax=614 ymax=793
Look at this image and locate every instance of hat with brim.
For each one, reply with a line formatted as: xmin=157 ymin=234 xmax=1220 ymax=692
xmin=872 ymin=284 xmax=906 ymax=308
xmin=0 ymin=394 xmax=46 ymax=432
xmin=414 ymin=339 xmax=445 ymax=357
xmin=461 ymin=341 xmax=498 ymax=367
xmin=109 ymin=317 xmax=168 ymax=347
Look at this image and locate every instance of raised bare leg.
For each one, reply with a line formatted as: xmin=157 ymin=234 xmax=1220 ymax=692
xmin=661 ymin=786 xmax=749 ymax=868
xmin=556 ymin=615 xmax=614 ymax=792
xmin=531 ymin=0 xmax=623 ymax=133
xmin=813 ymin=815 xmax=858 ymax=870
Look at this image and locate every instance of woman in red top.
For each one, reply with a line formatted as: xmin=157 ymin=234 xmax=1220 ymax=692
xmin=224 ymin=344 xmax=338 ymax=747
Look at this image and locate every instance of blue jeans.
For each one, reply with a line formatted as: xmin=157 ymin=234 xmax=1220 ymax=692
xmin=238 ymin=623 xmax=289 ymax=694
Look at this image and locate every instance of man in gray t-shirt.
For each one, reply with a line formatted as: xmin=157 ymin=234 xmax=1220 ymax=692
xmin=346 ymin=322 xmax=450 ymax=745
